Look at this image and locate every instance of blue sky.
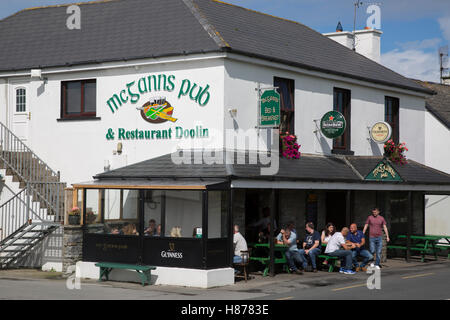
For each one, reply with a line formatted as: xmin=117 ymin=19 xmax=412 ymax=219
xmin=1 ymin=0 xmax=449 ymax=81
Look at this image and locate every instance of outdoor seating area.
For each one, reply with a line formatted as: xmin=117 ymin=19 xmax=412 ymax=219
xmin=387 ymin=234 xmax=450 ymax=262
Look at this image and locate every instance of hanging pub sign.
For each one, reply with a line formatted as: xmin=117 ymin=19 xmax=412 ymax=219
xmin=365 ymin=159 xmax=403 ymax=181
xmin=370 ymin=121 xmax=392 ymax=144
xmin=320 ymin=111 xmax=346 ymax=139
xmin=259 ymin=89 xmax=280 ymax=127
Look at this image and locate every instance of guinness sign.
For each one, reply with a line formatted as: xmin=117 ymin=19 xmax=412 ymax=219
xmin=160 ymin=242 xmax=183 ymax=259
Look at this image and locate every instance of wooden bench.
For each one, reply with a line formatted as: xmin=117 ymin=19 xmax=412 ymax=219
xmin=318 ymin=255 xmax=338 ymax=272
xmin=95 ymin=262 xmax=156 ymax=286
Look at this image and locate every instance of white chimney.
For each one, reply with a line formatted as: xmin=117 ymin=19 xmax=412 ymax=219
xmin=324 ymin=28 xmax=382 ymax=63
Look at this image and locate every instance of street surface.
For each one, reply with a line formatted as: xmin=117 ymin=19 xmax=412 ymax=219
xmin=0 ymin=260 xmax=448 ymax=300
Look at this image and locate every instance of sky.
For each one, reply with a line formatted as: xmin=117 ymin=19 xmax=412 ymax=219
xmin=1 ymin=0 xmax=449 ymax=82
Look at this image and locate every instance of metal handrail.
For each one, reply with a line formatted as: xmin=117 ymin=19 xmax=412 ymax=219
xmin=0 ymin=122 xmax=65 ymax=219
xmin=0 ymin=122 xmax=59 ymax=178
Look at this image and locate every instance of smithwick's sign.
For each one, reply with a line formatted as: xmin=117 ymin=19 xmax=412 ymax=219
xmin=370 ymin=122 xmax=392 ymax=144
xmin=160 ymin=242 xmax=183 ymax=259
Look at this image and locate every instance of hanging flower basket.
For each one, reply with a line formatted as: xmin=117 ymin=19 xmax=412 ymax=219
xmin=384 ymin=140 xmax=408 ymax=165
xmin=280 ymin=132 xmax=301 ymax=159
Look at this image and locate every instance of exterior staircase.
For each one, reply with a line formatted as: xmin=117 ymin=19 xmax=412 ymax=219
xmin=0 ymin=122 xmax=65 ymax=269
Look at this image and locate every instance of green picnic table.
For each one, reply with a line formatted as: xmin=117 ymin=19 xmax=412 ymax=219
xmin=387 ymin=234 xmax=450 ymax=262
xmin=248 ymin=243 xmax=291 ymax=277
xmin=318 ymin=243 xmax=339 ymax=272
xmin=95 ymin=262 xmax=156 ymax=286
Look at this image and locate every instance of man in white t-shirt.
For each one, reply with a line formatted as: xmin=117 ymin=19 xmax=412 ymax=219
xmin=325 ymin=227 xmax=355 ymax=274
xmin=233 ymin=225 xmax=248 ymax=263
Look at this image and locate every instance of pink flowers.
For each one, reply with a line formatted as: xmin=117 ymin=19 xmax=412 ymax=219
xmin=280 ymin=132 xmax=301 ymax=159
xmin=69 ymin=207 xmax=80 ymax=216
xmin=384 ymin=139 xmax=408 ymax=165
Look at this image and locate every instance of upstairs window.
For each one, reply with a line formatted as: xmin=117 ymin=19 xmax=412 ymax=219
xmin=333 ymin=87 xmax=351 ymax=153
xmin=61 ymin=79 xmax=96 ymax=119
xmin=16 ymin=88 xmax=26 ymax=112
xmin=385 ymin=96 xmax=400 ymax=144
xmin=274 ymin=77 xmax=295 ymax=134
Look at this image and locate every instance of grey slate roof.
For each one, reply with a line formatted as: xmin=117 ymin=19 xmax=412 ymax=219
xmin=94 ymin=151 xmax=450 ymax=186
xmin=415 ymin=81 xmax=450 ymax=129
xmin=0 ymin=0 xmax=431 ymax=94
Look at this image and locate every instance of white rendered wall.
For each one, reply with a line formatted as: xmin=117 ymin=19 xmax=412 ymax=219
xmin=0 ymin=55 xmax=428 ymax=182
xmin=76 ymin=261 xmax=234 ymax=288
xmin=425 ymin=111 xmax=450 ymax=236
xmin=0 ymin=57 xmax=225 ymax=185
xmin=223 ymin=58 xmax=426 ymax=161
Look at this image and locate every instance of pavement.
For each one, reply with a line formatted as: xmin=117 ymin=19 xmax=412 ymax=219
xmin=0 ymin=258 xmax=449 ymax=300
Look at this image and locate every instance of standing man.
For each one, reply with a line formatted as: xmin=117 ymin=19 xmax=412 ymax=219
xmin=297 ymin=222 xmax=321 ymax=272
xmin=233 ymin=225 xmax=248 ymax=263
xmin=347 ymin=223 xmax=373 ymax=271
xmin=325 ymin=227 xmax=356 ymax=274
xmin=276 ymin=227 xmax=302 ymax=274
xmin=363 ymin=208 xmax=390 ymax=269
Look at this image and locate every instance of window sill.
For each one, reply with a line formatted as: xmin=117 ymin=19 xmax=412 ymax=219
xmin=57 ymin=117 xmax=101 ymax=122
xmin=331 ymin=149 xmax=355 ymax=156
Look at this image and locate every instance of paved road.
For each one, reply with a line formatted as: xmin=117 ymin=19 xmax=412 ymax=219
xmin=260 ymin=262 xmax=450 ymax=300
xmin=0 ymin=262 xmax=448 ymax=300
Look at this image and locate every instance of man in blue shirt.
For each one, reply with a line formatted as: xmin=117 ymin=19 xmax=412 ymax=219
xmin=297 ymin=222 xmax=321 ymax=272
xmin=276 ymin=227 xmax=302 ymax=274
xmin=347 ymin=223 xmax=373 ymax=271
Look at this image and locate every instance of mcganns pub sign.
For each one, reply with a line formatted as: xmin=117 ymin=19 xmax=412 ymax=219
xmin=106 ymin=73 xmax=211 ymax=113
xmin=137 ymin=97 xmax=177 ymax=124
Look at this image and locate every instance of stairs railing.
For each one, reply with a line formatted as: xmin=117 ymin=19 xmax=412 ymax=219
xmin=0 ymin=122 xmax=65 ymax=221
xmin=0 ymin=184 xmax=48 ymax=242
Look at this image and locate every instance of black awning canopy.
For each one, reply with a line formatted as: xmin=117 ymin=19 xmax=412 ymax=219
xmin=81 ymin=150 xmax=450 ymax=193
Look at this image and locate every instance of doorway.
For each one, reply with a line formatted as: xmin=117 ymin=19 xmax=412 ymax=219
xmin=326 ymin=191 xmax=347 ymax=230
xmin=8 ymin=81 xmax=30 ymax=143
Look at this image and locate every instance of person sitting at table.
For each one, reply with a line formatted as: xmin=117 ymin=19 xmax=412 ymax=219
xmin=347 ymin=223 xmax=373 ymax=272
xmin=276 ymin=227 xmax=302 ymax=275
xmin=122 ymin=223 xmax=138 ymax=236
xmin=297 ymin=222 xmax=321 ymax=272
xmin=258 ymin=222 xmax=271 ymax=243
xmin=170 ymin=226 xmax=182 ymax=238
xmin=321 ymin=222 xmax=336 ymax=245
xmin=325 ymin=227 xmax=356 ymax=274
xmin=144 ymin=219 xmax=157 ymax=236
xmin=153 ymin=224 xmax=161 ymax=237
xmin=233 ymin=225 xmax=248 ymax=264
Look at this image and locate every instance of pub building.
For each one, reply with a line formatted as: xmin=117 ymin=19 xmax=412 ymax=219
xmin=0 ymin=0 xmax=449 ymax=288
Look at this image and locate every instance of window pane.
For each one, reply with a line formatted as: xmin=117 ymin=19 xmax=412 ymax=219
xmin=165 ymin=191 xmax=202 ymax=238
xmin=143 ymin=190 xmax=163 ymax=237
xmin=84 ymin=81 xmax=96 ymax=113
xmin=104 ymin=189 xmax=121 ymax=220
xmin=274 ymin=77 xmax=295 ymax=134
xmin=16 ymin=89 xmax=26 ymax=112
xmin=66 ymin=82 xmax=81 ymax=114
xmin=333 ymin=88 xmax=351 ymax=150
xmin=85 ymin=189 xmax=101 ymax=232
xmin=208 ymin=191 xmax=229 ymax=239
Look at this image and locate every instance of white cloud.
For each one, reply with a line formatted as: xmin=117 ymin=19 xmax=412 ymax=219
xmin=438 ymin=16 xmax=450 ymax=42
xmin=381 ymin=49 xmax=440 ymax=82
xmin=395 ymin=38 xmax=441 ymax=51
